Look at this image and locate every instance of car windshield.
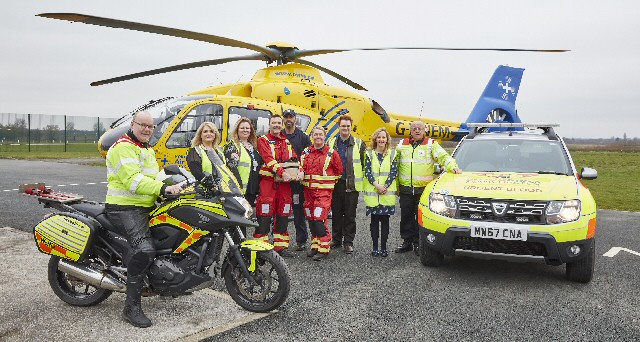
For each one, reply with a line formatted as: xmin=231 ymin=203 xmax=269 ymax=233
xmin=454 ymin=138 xmax=571 ymax=175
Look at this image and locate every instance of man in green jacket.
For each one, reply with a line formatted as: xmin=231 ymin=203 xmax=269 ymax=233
xmin=105 ymin=111 xmax=182 ymax=328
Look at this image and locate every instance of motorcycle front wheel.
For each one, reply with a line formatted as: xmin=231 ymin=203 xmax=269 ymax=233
xmin=47 ymin=256 xmax=113 ymax=306
xmin=224 ymin=250 xmax=290 ymax=312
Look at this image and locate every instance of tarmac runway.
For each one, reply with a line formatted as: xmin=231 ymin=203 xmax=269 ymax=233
xmin=1 ymin=159 xmax=639 ymax=341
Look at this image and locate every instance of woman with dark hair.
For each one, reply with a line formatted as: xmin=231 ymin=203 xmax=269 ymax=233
xmin=222 ymin=117 xmax=262 ymax=205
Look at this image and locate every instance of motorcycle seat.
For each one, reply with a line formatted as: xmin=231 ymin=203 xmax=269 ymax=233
xmin=71 ymin=202 xmax=106 ymax=218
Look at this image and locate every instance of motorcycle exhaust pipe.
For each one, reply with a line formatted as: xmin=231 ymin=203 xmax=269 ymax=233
xmin=58 ymin=259 xmax=126 ymax=292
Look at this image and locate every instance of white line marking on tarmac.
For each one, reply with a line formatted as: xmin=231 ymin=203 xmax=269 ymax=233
xmin=174 ymin=289 xmax=273 ymax=342
xmin=603 ymin=247 xmax=640 ymax=258
xmin=86 ymin=182 xmax=96 ymax=185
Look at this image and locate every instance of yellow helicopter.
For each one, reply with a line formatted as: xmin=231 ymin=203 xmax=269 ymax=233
xmin=38 ymin=13 xmax=567 ymax=168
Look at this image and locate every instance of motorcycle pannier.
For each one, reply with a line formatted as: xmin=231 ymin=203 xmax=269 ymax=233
xmin=34 ymin=213 xmax=98 ymax=262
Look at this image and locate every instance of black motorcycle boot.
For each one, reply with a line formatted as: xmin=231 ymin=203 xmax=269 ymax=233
xmin=122 ymin=276 xmax=152 ymax=328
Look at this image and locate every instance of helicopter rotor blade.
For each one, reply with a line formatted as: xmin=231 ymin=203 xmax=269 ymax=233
xmin=297 ymin=59 xmax=367 ymax=91
xmin=37 ymin=13 xmax=279 ymax=60
xmin=294 ymin=47 xmax=570 ymax=59
xmin=90 ymin=54 xmax=266 ymax=86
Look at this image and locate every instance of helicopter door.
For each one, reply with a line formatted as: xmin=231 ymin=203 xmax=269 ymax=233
xmin=161 ymin=103 xmax=223 ymax=168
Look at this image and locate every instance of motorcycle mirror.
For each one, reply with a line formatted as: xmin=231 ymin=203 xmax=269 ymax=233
xmin=164 ymin=164 xmax=183 ymax=176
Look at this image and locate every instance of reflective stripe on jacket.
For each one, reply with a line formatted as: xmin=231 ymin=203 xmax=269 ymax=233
xmin=257 ymin=132 xmax=296 ymax=178
xmin=300 ymin=145 xmax=343 ymax=189
xmin=364 ymin=149 xmax=398 ymax=207
xmin=106 ymin=134 xmax=163 ymax=207
xmin=397 ymin=137 xmax=458 ymax=189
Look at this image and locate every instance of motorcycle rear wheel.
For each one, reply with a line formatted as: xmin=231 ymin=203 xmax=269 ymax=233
xmin=224 ymin=250 xmax=290 ymax=313
xmin=48 ymin=256 xmax=113 ymax=306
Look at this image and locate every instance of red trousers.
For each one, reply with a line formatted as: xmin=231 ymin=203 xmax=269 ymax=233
xmin=304 ymin=188 xmax=333 ymax=254
xmin=254 ymin=177 xmax=293 ymax=250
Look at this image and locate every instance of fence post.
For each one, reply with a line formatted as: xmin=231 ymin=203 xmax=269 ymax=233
xmin=28 ymin=114 xmax=31 ymax=152
xmin=64 ymin=115 xmax=67 ymax=152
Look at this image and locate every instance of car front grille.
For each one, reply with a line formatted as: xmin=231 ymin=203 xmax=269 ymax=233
xmin=453 ymin=236 xmax=547 ymax=256
xmin=456 ymin=197 xmax=547 ymax=224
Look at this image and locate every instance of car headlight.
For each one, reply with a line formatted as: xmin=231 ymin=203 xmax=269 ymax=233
xmin=428 ymin=193 xmax=457 ymax=218
xmin=546 ymin=199 xmax=581 ymax=224
xmin=233 ymin=196 xmax=253 ymax=219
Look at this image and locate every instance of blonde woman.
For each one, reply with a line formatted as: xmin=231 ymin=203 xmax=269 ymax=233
xmin=186 ymin=121 xmax=225 ymax=182
xmin=363 ymin=127 xmax=398 ymax=257
xmin=222 ymin=117 xmax=263 ymax=205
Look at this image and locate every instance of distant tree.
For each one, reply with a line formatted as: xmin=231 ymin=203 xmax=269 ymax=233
xmin=93 ymin=121 xmax=105 ymax=136
xmin=623 ymin=132 xmax=627 ymax=141
xmin=44 ymin=124 xmax=60 ymax=141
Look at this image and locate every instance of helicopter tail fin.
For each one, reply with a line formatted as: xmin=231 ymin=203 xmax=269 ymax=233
xmin=457 ymin=65 xmax=524 ymax=136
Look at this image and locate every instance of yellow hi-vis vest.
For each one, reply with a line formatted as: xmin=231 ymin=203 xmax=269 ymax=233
xmin=106 ymin=135 xmax=163 ymax=207
xmin=397 ymin=138 xmax=458 ymax=188
xmin=223 ymin=140 xmax=252 ymax=193
xmin=328 ymin=136 xmax=364 ymax=191
xmin=194 ymin=145 xmax=226 ymax=175
xmin=364 ymin=149 xmax=398 ymax=207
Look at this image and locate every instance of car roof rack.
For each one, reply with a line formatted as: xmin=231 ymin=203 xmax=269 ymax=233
xmin=466 ymin=123 xmax=560 ymax=140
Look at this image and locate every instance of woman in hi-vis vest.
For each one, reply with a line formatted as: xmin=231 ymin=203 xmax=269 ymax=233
xmin=363 ymin=127 xmax=398 ymax=257
xmin=186 ymin=121 xmax=226 ymax=183
xmin=223 ymin=117 xmax=262 ymax=206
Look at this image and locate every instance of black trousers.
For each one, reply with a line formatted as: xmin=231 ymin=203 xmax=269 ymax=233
xmin=399 ymin=193 xmax=422 ymax=244
xmin=331 ymin=179 xmax=359 ymax=246
xmin=370 ymin=214 xmax=390 ymax=250
xmin=291 ymin=181 xmax=308 ymax=244
xmin=106 ymin=207 xmax=155 ymax=278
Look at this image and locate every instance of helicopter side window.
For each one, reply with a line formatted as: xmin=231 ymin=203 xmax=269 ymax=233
xmin=166 ymin=103 xmax=223 ymax=148
xmin=228 ymin=107 xmax=273 ymax=139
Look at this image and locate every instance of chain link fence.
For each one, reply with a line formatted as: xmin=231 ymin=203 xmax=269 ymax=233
xmin=0 ymin=113 xmax=118 ymax=152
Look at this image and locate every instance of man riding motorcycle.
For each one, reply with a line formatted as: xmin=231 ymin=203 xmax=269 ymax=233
xmin=104 ymin=111 xmax=182 ymax=328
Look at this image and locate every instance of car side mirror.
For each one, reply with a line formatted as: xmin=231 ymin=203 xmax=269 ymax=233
xmin=580 ymin=167 xmax=597 ymax=180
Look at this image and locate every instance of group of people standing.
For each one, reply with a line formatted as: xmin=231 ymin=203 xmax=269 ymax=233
xmin=185 ymin=111 xmax=462 ymax=261
xmin=104 ymin=110 xmax=461 ymax=327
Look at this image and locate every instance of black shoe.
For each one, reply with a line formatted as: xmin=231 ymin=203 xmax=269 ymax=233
xmin=312 ymin=253 xmax=326 ymax=261
xmin=295 ymin=242 xmax=307 ymax=251
xmin=380 ymin=249 xmax=388 ymax=257
xmin=413 ymin=242 xmax=419 ymax=255
xmin=395 ymin=241 xmax=413 ymax=253
xmin=307 ymin=249 xmax=318 ymax=258
xmin=330 ymin=240 xmax=342 ymax=248
xmin=277 ymin=249 xmax=296 ymax=258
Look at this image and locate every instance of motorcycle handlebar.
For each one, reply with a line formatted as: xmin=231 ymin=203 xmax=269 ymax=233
xmin=164 ymin=191 xmax=197 ymax=199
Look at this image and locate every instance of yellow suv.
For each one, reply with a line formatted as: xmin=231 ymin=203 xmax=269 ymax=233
xmin=418 ymin=124 xmax=597 ymax=283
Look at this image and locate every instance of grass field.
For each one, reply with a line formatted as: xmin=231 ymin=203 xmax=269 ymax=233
xmin=0 ymin=146 xmax=637 ymax=212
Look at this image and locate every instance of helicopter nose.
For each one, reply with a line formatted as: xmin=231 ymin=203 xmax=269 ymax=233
xmin=99 ymin=125 xmax=128 ymax=155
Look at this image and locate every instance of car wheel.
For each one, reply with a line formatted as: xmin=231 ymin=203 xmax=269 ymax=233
xmin=419 ymin=233 xmax=444 ymax=267
xmin=566 ymin=240 xmax=595 ymax=283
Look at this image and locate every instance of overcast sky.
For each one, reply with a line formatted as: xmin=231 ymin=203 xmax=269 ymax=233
xmin=1 ymin=1 xmax=638 ymax=139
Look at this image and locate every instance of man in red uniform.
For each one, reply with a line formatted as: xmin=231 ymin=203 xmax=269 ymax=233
xmin=255 ymin=115 xmax=300 ymax=257
xmin=301 ymin=126 xmax=343 ymax=261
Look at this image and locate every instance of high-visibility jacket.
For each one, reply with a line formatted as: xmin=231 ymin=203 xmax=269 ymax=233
xmin=300 ymin=145 xmax=343 ymax=189
xmin=328 ymin=136 xmax=364 ymax=191
xmin=193 ymin=145 xmax=225 ymax=176
xmin=364 ymin=148 xmax=398 ymax=207
xmin=397 ymin=137 xmax=458 ymax=188
xmin=257 ymin=132 xmax=297 ymax=178
xmin=105 ymin=133 xmax=163 ymax=207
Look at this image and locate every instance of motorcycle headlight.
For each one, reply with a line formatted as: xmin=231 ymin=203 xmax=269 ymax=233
xmin=546 ymin=199 xmax=581 ymax=224
xmin=233 ymin=196 xmax=253 ymax=219
xmin=428 ymin=193 xmax=457 ymax=218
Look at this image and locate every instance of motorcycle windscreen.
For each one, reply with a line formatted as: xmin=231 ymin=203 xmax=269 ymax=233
xmin=207 ymin=150 xmax=243 ymax=196
xmin=33 ymin=213 xmax=97 ymax=262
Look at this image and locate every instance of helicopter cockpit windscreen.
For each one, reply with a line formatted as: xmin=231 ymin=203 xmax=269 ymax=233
xmin=149 ymin=95 xmax=215 ymax=147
